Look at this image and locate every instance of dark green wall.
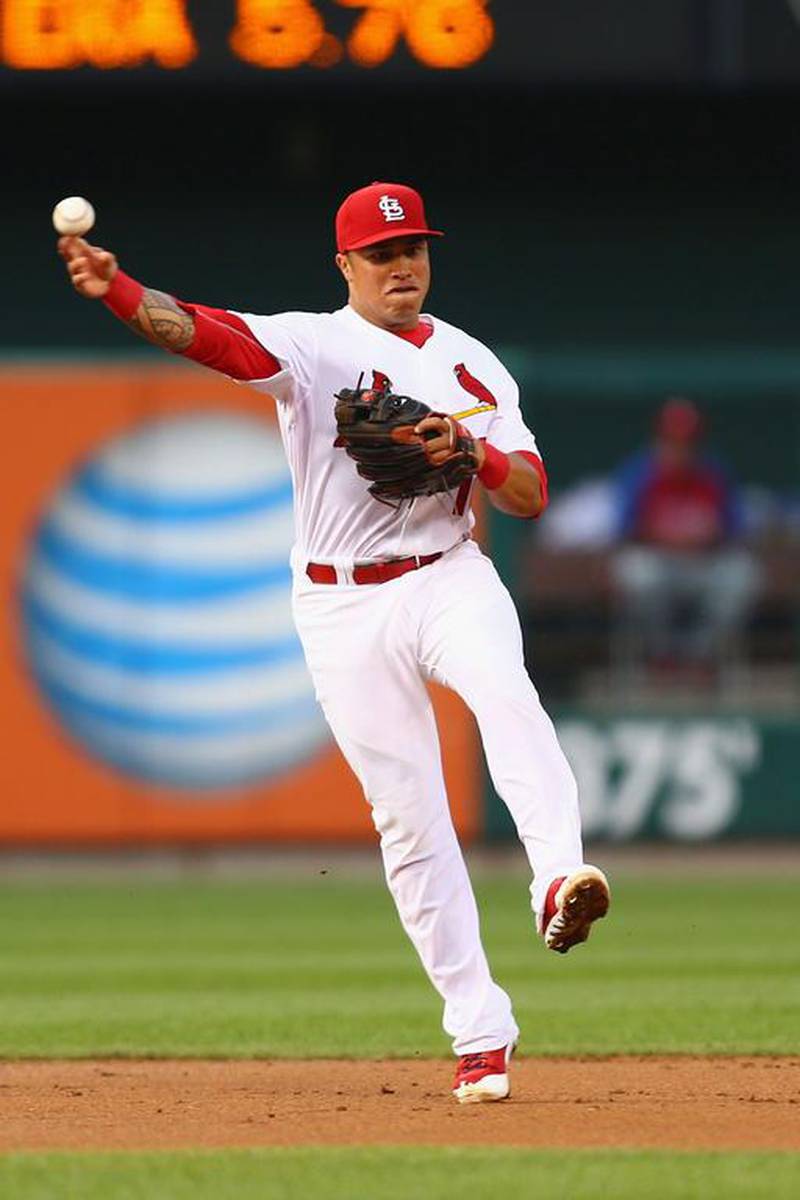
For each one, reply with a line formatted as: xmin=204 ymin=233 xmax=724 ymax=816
xmin=14 ymin=189 xmax=800 ymax=354
xmin=8 ymin=85 xmax=800 ymax=512
xmin=10 ymin=88 xmax=800 ymax=357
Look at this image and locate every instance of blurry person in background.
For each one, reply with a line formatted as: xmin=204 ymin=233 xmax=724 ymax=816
xmin=612 ymin=397 xmax=760 ymax=677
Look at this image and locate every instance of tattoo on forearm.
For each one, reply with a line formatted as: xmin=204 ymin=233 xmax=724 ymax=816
xmin=127 ymin=288 xmax=195 ymax=352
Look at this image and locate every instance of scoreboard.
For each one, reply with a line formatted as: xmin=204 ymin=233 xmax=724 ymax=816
xmin=3 ymin=1 xmax=800 ymax=86
xmin=1 ymin=0 xmax=497 ymax=74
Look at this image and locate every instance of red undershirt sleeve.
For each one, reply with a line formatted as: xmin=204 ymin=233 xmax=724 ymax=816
xmin=102 ymin=270 xmax=282 ymax=381
xmin=175 ymin=301 xmax=282 ymax=380
xmin=514 ymin=450 xmax=549 ymax=515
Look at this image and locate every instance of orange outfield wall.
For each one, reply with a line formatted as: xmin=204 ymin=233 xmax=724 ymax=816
xmin=0 ymin=361 xmax=479 ymax=845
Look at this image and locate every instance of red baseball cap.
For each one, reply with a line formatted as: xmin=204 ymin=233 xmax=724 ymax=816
xmin=335 ymin=182 xmax=444 ymax=253
xmin=655 ymin=397 xmax=704 ymax=442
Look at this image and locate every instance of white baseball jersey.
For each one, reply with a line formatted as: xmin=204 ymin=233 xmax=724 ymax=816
xmin=233 ymin=304 xmax=540 ymax=568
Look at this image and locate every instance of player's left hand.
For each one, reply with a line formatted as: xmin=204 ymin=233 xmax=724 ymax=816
xmin=415 ymin=415 xmax=486 ymax=469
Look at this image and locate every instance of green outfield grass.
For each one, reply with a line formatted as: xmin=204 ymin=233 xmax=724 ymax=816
xmin=0 ymin=871 xmax=797 ymax=1058
xmin=1 ymin=1148 xmax=799 ymax=1200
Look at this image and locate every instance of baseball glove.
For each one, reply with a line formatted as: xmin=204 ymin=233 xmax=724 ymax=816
xmin=334 ymin=378 xmax=479 ymax=503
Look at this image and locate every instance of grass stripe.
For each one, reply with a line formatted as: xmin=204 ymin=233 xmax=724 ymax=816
xmin=1 ymin=1148 xmax=799 ymax=1200
xmin=0 ymin=876 xmax=797 ymax=1059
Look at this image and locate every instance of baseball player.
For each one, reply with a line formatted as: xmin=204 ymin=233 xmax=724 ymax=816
xmin=58 ymin=182 xmax=610 ymax=1104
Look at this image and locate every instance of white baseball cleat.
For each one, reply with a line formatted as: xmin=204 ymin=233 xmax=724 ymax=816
xmin=452 ymin=1043 xmax=514 ymax=1105
xmin=542 ymin=866 xmax=610 ymax=954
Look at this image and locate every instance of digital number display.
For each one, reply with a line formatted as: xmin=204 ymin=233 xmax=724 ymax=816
xmin=6 ymin=2 xmax=800 ymax=87
xmin=0 ymin=0 xmax=495 ymax=72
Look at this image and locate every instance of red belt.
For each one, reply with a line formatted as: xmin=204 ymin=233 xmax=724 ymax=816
xmin=306 ymin=552 xmax=443 ymax=586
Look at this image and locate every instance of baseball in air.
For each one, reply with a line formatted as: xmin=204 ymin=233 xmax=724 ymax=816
xmin=52 ymin=196 xmax=96 ymax=237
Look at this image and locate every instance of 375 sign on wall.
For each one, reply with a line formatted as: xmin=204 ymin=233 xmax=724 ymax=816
xmin=487 ymin=714 xmax=799 ymax=842
xmin=558 ymin=719 xmax=762 ymax=841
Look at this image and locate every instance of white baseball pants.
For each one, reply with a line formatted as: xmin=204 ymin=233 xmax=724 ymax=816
xmin=292 ymin=538 xmax=584 ymax=1055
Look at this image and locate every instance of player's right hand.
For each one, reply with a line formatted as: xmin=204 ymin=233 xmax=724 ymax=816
xmin=58 ymin=237 xmax=118 ymax=299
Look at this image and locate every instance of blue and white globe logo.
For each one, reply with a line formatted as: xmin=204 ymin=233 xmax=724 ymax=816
xmin=20 ymin=411 xmax=330 ymax=792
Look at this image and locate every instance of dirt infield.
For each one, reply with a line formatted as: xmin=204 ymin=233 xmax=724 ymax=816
xmin=1 ymin=1057 xmax=799 ymax=1152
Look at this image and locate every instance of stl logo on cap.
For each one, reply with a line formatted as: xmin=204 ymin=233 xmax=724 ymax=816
xmin=378 ymin=195 xmax=406 ymax=223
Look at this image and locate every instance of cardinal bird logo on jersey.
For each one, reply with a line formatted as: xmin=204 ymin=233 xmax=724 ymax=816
xmin=452 ymin=363 xmax=498 ymax=419
xmin=372 ymin=369 xmax=392 ymax=392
